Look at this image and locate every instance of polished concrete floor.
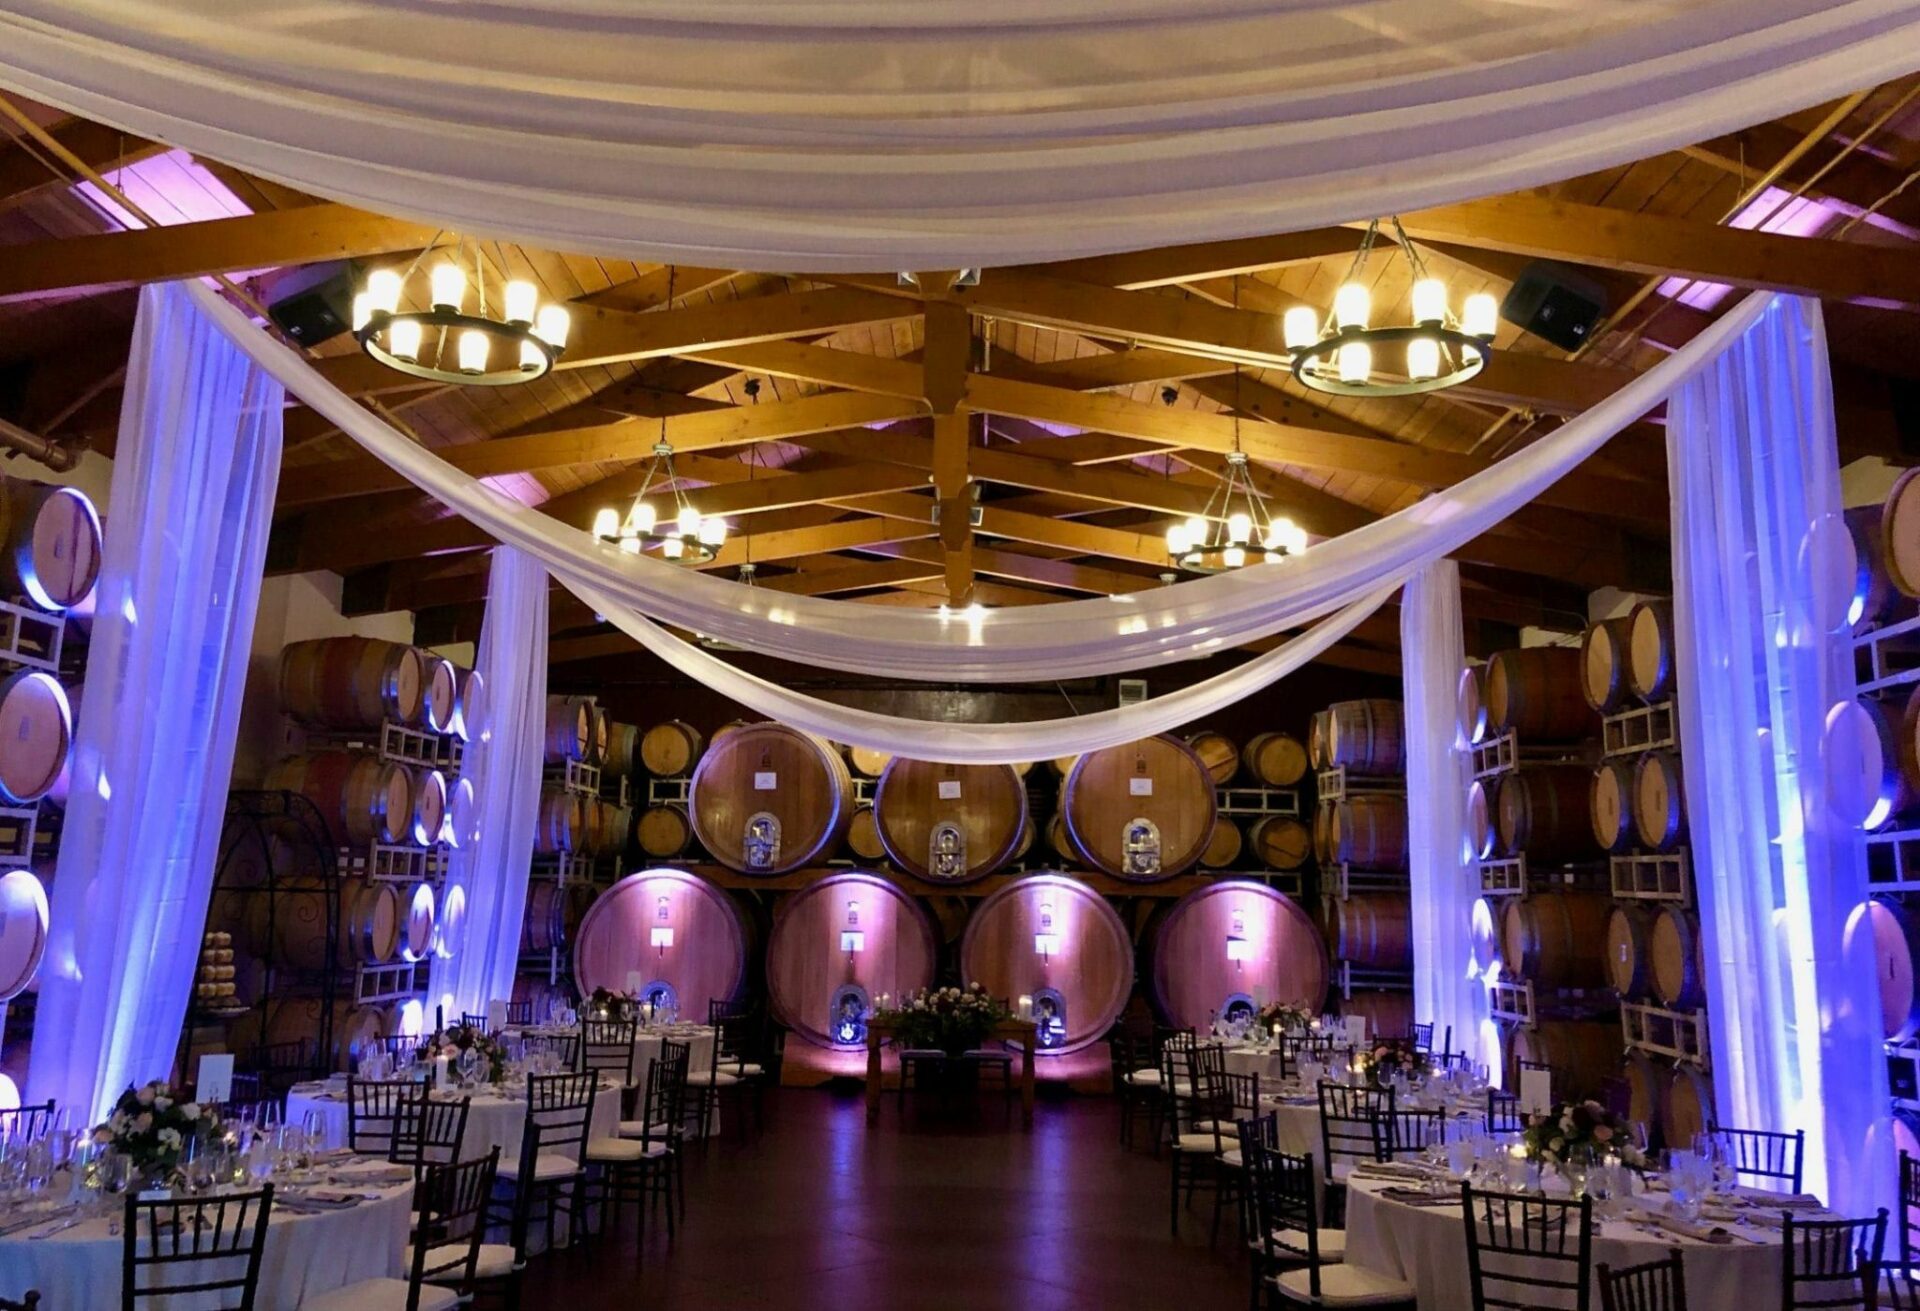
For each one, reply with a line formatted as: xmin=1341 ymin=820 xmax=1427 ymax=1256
xmin=530 ymin=1085 xmax=1250 ymax=1310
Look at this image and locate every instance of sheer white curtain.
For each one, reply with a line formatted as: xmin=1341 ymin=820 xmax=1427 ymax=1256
xmin=2 ymin=2 xmax=1915 ymax=268
xmin=186 ymin=281 xmax=1769 ymax=683
xmin=29 ymin=283 xmax=282 ymax=1122
xmin=1398 ymin=561 xmax=1487 ymax=1066
xmin=1668 ymin=293 xmax=1889 ymax=1214
xmin=430 ymin=547 xmax=548 ymax=1021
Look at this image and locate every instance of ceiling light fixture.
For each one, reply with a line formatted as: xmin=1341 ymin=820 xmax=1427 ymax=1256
xmin=352 ymin=235 xmax=569 ymax=386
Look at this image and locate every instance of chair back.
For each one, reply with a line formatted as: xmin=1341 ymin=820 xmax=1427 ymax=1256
xmin=1597 ymin=1248 xmax=1688 ymax=1311
xmin=1318 ymin=1081 xmax=1393 ymax=1170
xmin=247 ymin=1038 xmax=316 ymax=1092
xmin=406 ymin=1149 xmax=503 ymax=1296
xmin=581 ymin=1019 xmax=638 ymax=1084
xmin=708 ymin=996 xmax=756 ymax=1026
xmin=1252 ymin=1146 xmax=1333 ymax=1295
xmin=346 ymin=1078 xmax=423 ymax=1156
xmin=1462 ymin=1183 xmax=1594 ymax=1311
xmin=1486 ymin=1090 xmax=1525 ymax=1133
xmin=1387 ymin=1107 xmax=1447 ymax=1159
xmin=504 ymin=1001 xmax=534 ymax=1026
xmin=1711 ymin=1124 xmax=1805 ymax=1193
xmin=459 ymin=1012 xmax=490 ymax=1034
xmin=657 ymin=1039 xmax=694 ymax=1140
xmin=1901 ymin=1151 xmax=1920 ymax=1287
xmin=393 ymin=1095 xmax=471 ymax=1175
xmin=0 ymin=1101 xmax=55 ymax=1142
xmin=121 ymin=1187 xmax=274 ymax=1311
xmin=523 ymin=1030 xmax=580 ymax=1070
xmin=1782 ymin=1210 xmax=1888 ymax=1311
xmin=1175 ymin=1044 xmax=1228 ymax=1135
xmin=1410 ymin=1022 xmax=1435 ymax=1053
xmin=714 ymin=1013 xmax=758 ymax=1069
xmin=525 ymin=1071 xmax=598 ymax=1164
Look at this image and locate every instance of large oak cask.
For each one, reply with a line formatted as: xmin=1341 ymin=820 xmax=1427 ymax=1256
xmin=601 ymin=722 xmax=639 ymax=778
xmin=1334 ymin=894 xmax=1412 ymax=971
xmin=873 ymin=758 xmax=1028 ymax=884
xmin=279 ymin=637 xmax=423 ymax=730
xmin=1199 ymin=816 xmax=1244 ymax=869
xmin=572 ymin=869 xmax=752 ymax=1016
xmin=1649 ymin=906 xmax=1706 ymax=1010
xmin=766 ymin=870 xmax=937 ymax=1048
xmin=1341 ymin=990 xmax=1415 ymax=1042
xmin=1486 ymin=647 xmax=1595 ymax=742
xmin=0 ymin=479 xmax=101 ymax=611
xmin=689 ymin=723 xmax=854 ymax=874
xmin=1149 ymin=879 xmax=1328 ymax=1033
xmin=966 ymin=873 xmax=1132 ymax=1054
xmin=639 ymin=721 xmax=704 ymax=777
xmin=636 ymin=803 xmax=693 ymax=858
xmin=1605 ymin=904 xmax=1654 ymax=999
xmin=1061 ymin=736 xmax=1216 ymax=881
xmin=1247 ymin=815 xmax=1311 ymax=870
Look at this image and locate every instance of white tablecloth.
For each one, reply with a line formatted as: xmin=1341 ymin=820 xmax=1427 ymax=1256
xmin=0 ymin=1171 xmax=411 ymax=1310
xmin=511 ymin=1024 xmax=717 ymax=1092
xmin=286 ymin=1081 xmax=623 ymax=1161
xmin=1344 ymin=1175 xmax=1792 ymax=1311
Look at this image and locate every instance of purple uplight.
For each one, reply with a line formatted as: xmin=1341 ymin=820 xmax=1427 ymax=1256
xmin=1657 ymin=186 xmax=1836 ymax=311
xmin=76 ymin=149 xmax=254 ymax=231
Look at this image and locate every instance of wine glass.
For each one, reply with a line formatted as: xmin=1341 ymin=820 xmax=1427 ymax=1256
xmin=181 ymin=1136 xmax=214 ymax=1196
xmin=301 ymin=1110 xmax=324 ymax=1155
xmin=99 ymin=1151 xmax=131 ymax=1210
xmin=456 ymin=1046 xmax=480 ymax=1086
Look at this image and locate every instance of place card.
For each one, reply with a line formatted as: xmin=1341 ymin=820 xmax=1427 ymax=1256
xmin=194 ymin=1053 xmax=234 ymax=1106
xmin=487 ymin=1000 xmax=508 ymax=1031
xmin=1128 ymin=777 xmax=1154 ymax=796
xmin=1519 ymin=1067 xmax=1552 ymax=1114
xmin=753 ymin=771 xmax=777 ymax=791
xmin=1342 ymin=1015 xmax=1367 ymax=1046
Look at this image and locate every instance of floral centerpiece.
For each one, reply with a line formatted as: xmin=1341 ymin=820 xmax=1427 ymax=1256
xmin=416 ymin=1024 xmax=508 ymax=1085
xmin=1355 ymin=1037 xmax=1427 ymax=1087
xmin=92 ymin=1081 xmax=220 ymax=1177
xmin=588 ymin=986 xmax=637 ymax=1021
xmin=1522 ymin=1099 xmax=1649 ymax=1170
xmin=1257 ymin=1002 xmax=1314 ymax=1035
xmin=872 ymin=983 xmax=1012 ymax=1058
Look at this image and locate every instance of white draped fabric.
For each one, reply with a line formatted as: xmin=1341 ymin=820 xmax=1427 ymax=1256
xmin=1397 ymin=561 xmax=1487 ymax=1068
xmin=1 ymin=3 xmax=1916 ymax=268
xmin=430 ymin=547 xmax=549 ymax=1020
xmin=29 ymin=283 xmax=283 ymax=1123
xmin=184 ymin=281 xmax=1770 ymax=685
xmin=1667 ymin=294 xmax=1890 ymax=1214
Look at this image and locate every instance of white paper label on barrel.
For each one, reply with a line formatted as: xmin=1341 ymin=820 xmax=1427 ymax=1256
xmin=626 ymin=970 xmax=644 ymax=994
xmin=938 ymin=780 xmax=962 ymax=800
xmin=1520 ymin=1067 xmax=1553 ymax=1114
xmin=754 ymin=771 xmax=777 ymax=791
xmin=1129 ymin=777 xmax=1154 ymax=796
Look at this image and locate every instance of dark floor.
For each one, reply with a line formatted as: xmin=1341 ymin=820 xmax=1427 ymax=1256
xmin=530 ymin=1085 xmax=1251 ymax=1310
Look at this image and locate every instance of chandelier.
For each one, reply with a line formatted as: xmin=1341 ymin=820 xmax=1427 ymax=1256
xmin=591 ymin=442 xmax=728 ymax=564
xmin=1284 ymin=217 xmax=1497 ymax=397
xmin=1164 ymin=451 xmax=1308 ymax=573
xmin=351 ymin=238 xmax=572 ymax=386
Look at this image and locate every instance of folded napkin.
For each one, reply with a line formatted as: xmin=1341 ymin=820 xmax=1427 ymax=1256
xmin=1647 ymin=1214 xmax=1737 ymax=1244
xmin=1380 ymin=1186 xmax=1458 ymax=1208
xmin=1741 ymin=1187 xmax=1822 ymax=1209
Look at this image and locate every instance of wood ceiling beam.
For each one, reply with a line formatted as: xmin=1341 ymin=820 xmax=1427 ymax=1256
xmin=0 ymin=203 xmax=440 ymax=303
xmin=759 ymin=558 xmax=945 ymax=596
xmin=1394 ymin=196 xmax=1920 ymax=308
xmin=872 ymin=540 xmax=1160 ymax=597
xmin=0 ymin=118 xmax=161 ymax=210
xmin=703 ymin=513 xmax=934 ymax=569
xmin=1028 ymin=229 xmax=1366 ymax=290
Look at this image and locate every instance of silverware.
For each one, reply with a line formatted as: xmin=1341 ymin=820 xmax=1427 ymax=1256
xmin=27 ymin=1214 xmax=86 ymax=1240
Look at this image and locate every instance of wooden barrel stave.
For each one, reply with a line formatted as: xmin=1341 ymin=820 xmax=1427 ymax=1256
xmin=636 ymin=803 xmax=692 ymax=858
xmin=1500 ymin=891 xmax=1612 ymax=990
xmin=264 ymin=751 xmax=412 ymax=847
xmin=245 ymin=877 xmax=401 ymax=973
xmin=279 ymin=637 xmax=423 ymax=730
xmin=532 ymin=789 xmax=584 ymax=855
xmin=450 ymin=668 xmax=486 ymax=743
xmin=416 ymin=653 xmax=457 ymax=733
xmin=689 ymin=724 xmax=854 ymax=875
xmin=1457 ymin=666 xmax=1488 ymax=747
xmin=767 ymin=871 xmax=937 ymax=1048
xmin=1149 ymin=879 xmax=1328 ymax=1033
xmin=1884 ymin=467 xmax=1920 ymax=599
xmin=544 ymin=696 xmax=592 ymax=764
xmin=1632 ymin=750 xmax=1688 ymax=851
xmin=1188 ymin=730 xmax=1241 ymax=785
xmin=1341 ymin=991 xmax=1414 ymax=1042
xmin=1325 ymin=700 xmax=1406 ymax=776
xmin=640 ymin=721 xmax=704 ymax=777
xmin=1335 ymin=894 xmax=1412 ymax=971
xmin=1663 ymin=1066 xmax=1715 ymax=1149
xmin=1062 ymin=736 xmax=1216 ymax=882
xmin=1247 ymin=815 xmax=1310 ymax=871
xmin=1605 ymin=904 xmax=1654 ymax=999
xmin=0 ymin=479 xmax=102 ymax=611
xmin=1241 ymin=732 xmax=1309 ymax=787
xmin=0 ymin=670 xmax=69 ymax=805
xmin=1589 ymin=760 xmax=1635 ymax=853
xmin=1199 ymin=816 xmax=1244 ymax=868
xmin=601 ymin=722 xmax=639 ymax=778
xmin=873 ymin=758 xmax=1028 ymax=884
xmin=1328 ymin=796 xmax=1408 ymax=870
xmin=846 ymin=744 xmax=893 ymax=779
xmin=1495 ymin=765 xmax=1596 ymax=865
xmin=1849 ymin=897 xmax=1920 ymax=1041
xmin=1466 ymin=778 xmax=1502 ymax=861
xmin=1649 ymin=907 xmax=1704 ymax=1009
xmin=1307 ymin=711 xmax=1331 ymax=770
xmin=1487 ymin=647 xmax=1595 ymax=742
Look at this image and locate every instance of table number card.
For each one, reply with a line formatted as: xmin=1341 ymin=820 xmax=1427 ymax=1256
xmin=487 ymin=1000 xmax=508 ymax=1031
xmin=1342 ymin=1015 xmax=1368 ymax=1047
xmin=195 ymin=1053 xmax=234 ymax=1106
xmin=1519 ymin=1067 xmax=1552 ymax=1114
xmin=626 ymin=970 xmax=645 ymax=995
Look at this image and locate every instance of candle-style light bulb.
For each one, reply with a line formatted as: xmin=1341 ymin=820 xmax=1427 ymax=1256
xmin=503 ymin=279 xmax=539 ymax=326
xmin=535 ymin=304 xmax=572 ymax=350
xmin=1337 ymin=340 xmax=1371 ymax=383
xmin=430 ymin=262 xmax=465 ymax=312
xmin=591 ymin=508 xmax=620 ymax=539
xmin=387 ymin=317 xmax=423 ymax=362
xmin=457 ymin=329 xmax=489 ymax=374
xmin=365 ymin=268 xmax=403 ymax=316
xmin=1283 ymin=305 xmax=1319 ymax=350
xmin=1410 ymin=278 xmax=1448 ymax=326
xmin=1334 ymin=282 xmax=1370 ymax=331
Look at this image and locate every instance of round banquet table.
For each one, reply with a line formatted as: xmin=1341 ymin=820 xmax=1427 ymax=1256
xmin=286 ymin=1078 xmax=623 ymax=1160
xmin=1344 ymin=1174 xmax=1795 ymax=1311
xmin=0 ymin=1166 xmax=411 ymax=1309
xmin=511 ymin=1023 xmax=717 ymax=1092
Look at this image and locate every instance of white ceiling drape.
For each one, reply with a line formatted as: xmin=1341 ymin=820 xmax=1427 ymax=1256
xmin=2 ymin=2 xmax=1917 ymax=269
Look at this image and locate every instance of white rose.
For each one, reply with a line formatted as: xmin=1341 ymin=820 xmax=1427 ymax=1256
xmin=182 ymin=1103 xmax=201 ymax=1120
xmin=153 ymin=1096 xmax=172 ymax=1113
xmin=157 ymin=1128 xmax=182 ymax=1149
xmin=133 ymin=1113 xmax=153 ymax=1133
xmin=135 ymin=1086 xmax=155 ymax=1106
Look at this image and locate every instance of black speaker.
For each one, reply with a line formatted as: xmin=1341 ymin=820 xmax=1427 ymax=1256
xmin=1500 ymin=261 xmax=1608 ymax=353
xmin=267 ymin=261 xmax=358 ymax=347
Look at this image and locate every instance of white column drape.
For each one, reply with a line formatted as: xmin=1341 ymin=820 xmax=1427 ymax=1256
xmin=1668 ymin=293 xmax=1889 ymax=1214
xmin=430 ymin=547 xmax=549 ymax=1022
xmin=184 ymin=281 xmax=1771 ymax=685
xmin=29 ymin=282 xmax=283 ymax=1122
xmin=1398 ymin=561 xmax=1487 ymax=1067
xmin=1 ymin=2 xmax=1916 ymax=268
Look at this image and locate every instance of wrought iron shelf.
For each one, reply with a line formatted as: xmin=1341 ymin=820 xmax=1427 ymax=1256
xmin=1602 ymin=702 xmax=1677 ymax=758
xmin=1855 ymin=612 xmax=1920 ymax=696
xmin=1620 ymin=1001 xmax=1709 ymax=1068
xmin=530 ymin=851 xmax=603 ymax=885
xmin=1609 ymin=851 xmax=1692 ymax=903
xmin=1316 ymin=766 xmax=1404 ymax=801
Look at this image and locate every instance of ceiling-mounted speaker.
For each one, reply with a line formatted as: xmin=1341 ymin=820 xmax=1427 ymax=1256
xmin=267 ymin=261 xmax=359 ymax=346
xmin=1500 ymin=261 xmax=1608 ymax=353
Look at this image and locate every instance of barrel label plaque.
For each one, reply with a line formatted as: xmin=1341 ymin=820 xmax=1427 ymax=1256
xmin=754 ymin=771 xmax=777 ymax=790
xmin=1129 ymin=777 xmax=1154 ymax=796
xmin=938 ymin=780 xmax=962 ymax=800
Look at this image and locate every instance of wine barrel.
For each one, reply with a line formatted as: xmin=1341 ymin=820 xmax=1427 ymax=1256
xmin=711 ymin=720 xmax=755 ymax=751
xmin=521 ymin=881 xmax=567 ymax=953
xmin=846 ymin=804 xmax=887 ymax=862
xmin=633 ymin=803 xmax=690 ymax=859
xmin=961 ymin=873 xmax=1131 ymax=1055
xmin=586 ymin=704 xmax=610 ymax=764
xmin=399 ymin=882 xmax=437 ymax=963
xmin=640 ymin=721 xmax=704 ymax=777
xmin=1842 ymin=506 xmax=1907 ymax=632
xmin=544 ymin=696 xmax=592 ymax=764
xmin=1589 ymin=760 xmax=1635 ymax=853
xmin=1325 ymin=700 xmax=1405 ymax=776
xmin=433 ymin=884 xmax=465 ymax=962
xmin=1469 ymin=897 xmax=1502 ymax=980
xmin=1495 ymin=765 xmax=1595 ymax=864
xmin=873 ymin=759 xmax=1028 ymax=884
xmin=602 ymin=722 xmax=639 ymax=778
xmin=264 ymin=752 xmax=412 ymax=847
xmin=1311 ymin=802 xmax=1334 ymax=866
xmin=443 ymin=775 xmax=478 ymax=850
xmin=1308 ymin=710 xmax=1332 ymax=770
xmin=1341 ymin=991 xmax=1414 ymax=1042
xmin=1632 ymin=751 xmax=1688 ymax=851
xmin=1242 ymin=732 xmax=1309 ymax=788
xmin=602 ymin=801 xmax=634 ymax=858
xmin=1047 ymin=812 xmax=1090 ymax=866
xmin=1623 ymin=1052 xmax=1668 ymax=1142
xmin=1506 ymin=1020 xmax=1620 ymax=1103
xmin=1580 ymin=616 xmax=1635 ymax=713
xmin=1605 ymin=904 xmax=1654 ymax=999
xmin=278 ymin=637 xmax=424 ymax=731
xmin=1467 ymin=778 xmax=1502 ymax=860
xmin=1457 ymin=666 xmax=1488 ymax=748
xmin=1824 ymin=696 xmax=1911 ymax=829
xmin=0 ymin=869 xmax=47 ymax=1001
xmin=1626 ymin=602 xmax=1676 ymax=703
xmin=450 ymin=668 xmax=486 ymax=743
xmin=1663 ymin=1066 xmax=1714 ymax=1149
xmin=408 ymin=767 xmax=447 ymax=848
xmin=1500 ymin=891 xmax=1611 ymax=990
xmin=245 ymin=877 xmax=401 ymax=972
xmin=0 ymin=670 xmax=69 ymax=804
xmin=0 ymin=480 xmax=101 ymax=611
xmin=228 ymin=997 xmax=390 ymax=1073
xmin=1885 ymin=467 xmax=1920 ymax=598
xmin=417 ymin=652 xmax=458 ymax=734
xmin=1061 ymin=736 xmax=1216 ymax=882
xmin=1327 ymin=796 xmax=1408 ymax=870
xmin=846 ymin=744 xmax=893 ymax=779
xmin=573 ymin=869 xmax=753 ymax=1013
xmin=510 ymin=976 xmax=574 ymax=1027
xmin=689 ymin=723 xmax=855 ymax=875
xmin=1487 ymin=647 xmax=1594 ymax=742
xmin=1650 ymin=907 xmax=1704 ymax=1009
xmin=767 ymin=871 xmax=938 ymax=1049
xmin=532 ymin=789 xmax=584 ymax=856
xmin=1149 ymin=879 xmax=1327 ymax=1033
xmin=1335 ymin=894 xmax=1412 ymax=970
xmin=1188 ymin=730 xmax=1241 ymax=785
xmin=1199 ymin=816 xmax=1243 ymax=868
xmin=1247 ymin=815 xmax=1311 ymax=870
xmin=1895 ymin=684 xmax=1920 ymax=804
xmin=1848 ymin=897 xmax=1920 ymax=1040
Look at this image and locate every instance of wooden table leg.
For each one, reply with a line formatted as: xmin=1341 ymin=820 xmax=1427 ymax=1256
xmin=1021 ymin=1035 xmax=1036 ymax=1130
xmin=866 ymin=1033 xmax=883 ymax=1122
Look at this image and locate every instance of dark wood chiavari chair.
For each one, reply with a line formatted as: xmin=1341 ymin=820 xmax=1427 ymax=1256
xmin=345 ymin=1078 xmax=425 ymax=1157
xmin=1260 ymin=1144 xmax=1413 ymax=1308
xmin=496 ymin=1071 xmax=596 ymax=1252
xmin=1408 ymin=1022 xmax=1435 ymax=1054
xmin=1109 ymin=1030 xmax=1160 ymax=1147
xmin=521 ymin=1030 xmax=580 ymax=1070
xmin=580 ymin=1018 xmax=638 ymax=1086
xmin=247 ymin=1038 xmax=315 ymax=1095
xmin=1433 ymin=1051 xmax=1474 ymax=1073
xmin=1385 ymin=1107 xmax=1447 ymax=1160
xmin=504 ymin=1000 xmax=534 ymax=1027
xmin=1709 ymin=1123 xmax=1805 ymax=1193
xmin=707 ymin=996 xmax=755 ymax=1026
xmin=1781 ymin=1210 xmax=1887 ymax=1311
xmin=120 ymin=1186 xmax=273 ymax=1311
xmin=305 ymin=1150 xmax=503 ymax=1311
xmin=459 ymin=1012 xmax=490 ymax=1034
xmin=1897 ymin=1151 xmax=1920 ymax=1293
xmin=0 ymin=1101 xmax=56 ymax=1141
xmin=1598 ymin=1248 xmax=1689 ymax=1311
xmin=1485 ymin=1089 xmax=1526 ymax=1133
xmin=1462 ymin=1183 xmax=1594 ymax=1311
xmin=392 ymin=1095 xmax=471 ymax=1178
xmin=687 ymin=1014 xmax=756 ymax=1141
xmin=1317 ymin=1082 xmax=1395 ymax=1188
xmin=1234 ymin=1112 xmax=1280 ymax=1261
xmin=594 ymin=1038 xmax=690 ymax=1262
xmin=1153 ymin=1028 xmax=1199 ymax=1155
xmin=0 ymin=1291 xmax=38 ymax=1311
xmin=1169 ymin=1043 xmax=1236 ymax=1239
xmin=718 ymin=1010 xmax=779 ymax=1135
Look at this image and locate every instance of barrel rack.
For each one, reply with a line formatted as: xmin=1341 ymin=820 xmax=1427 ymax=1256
xmin=1314 ymin=765 xmax=1399 ymax=802
xmin=532 ymin=754 xmax=623 ymax=887
xmin=308 ymin=716 xmax=461 ymax=888
xmin=1619 ymin=1000 xmax=1710 ymax=1068
xmin=0 ymin=600 xmax=66 ymax=869
xmin=1851 ymin=620 xmax=1920 ymax=890
xmin=1471 ymin=726 xmax=1608 ymax=898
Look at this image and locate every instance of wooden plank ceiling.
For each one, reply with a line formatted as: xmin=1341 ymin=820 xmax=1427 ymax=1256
xmin=5 ymin=77 xmax=1920 ymax=677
